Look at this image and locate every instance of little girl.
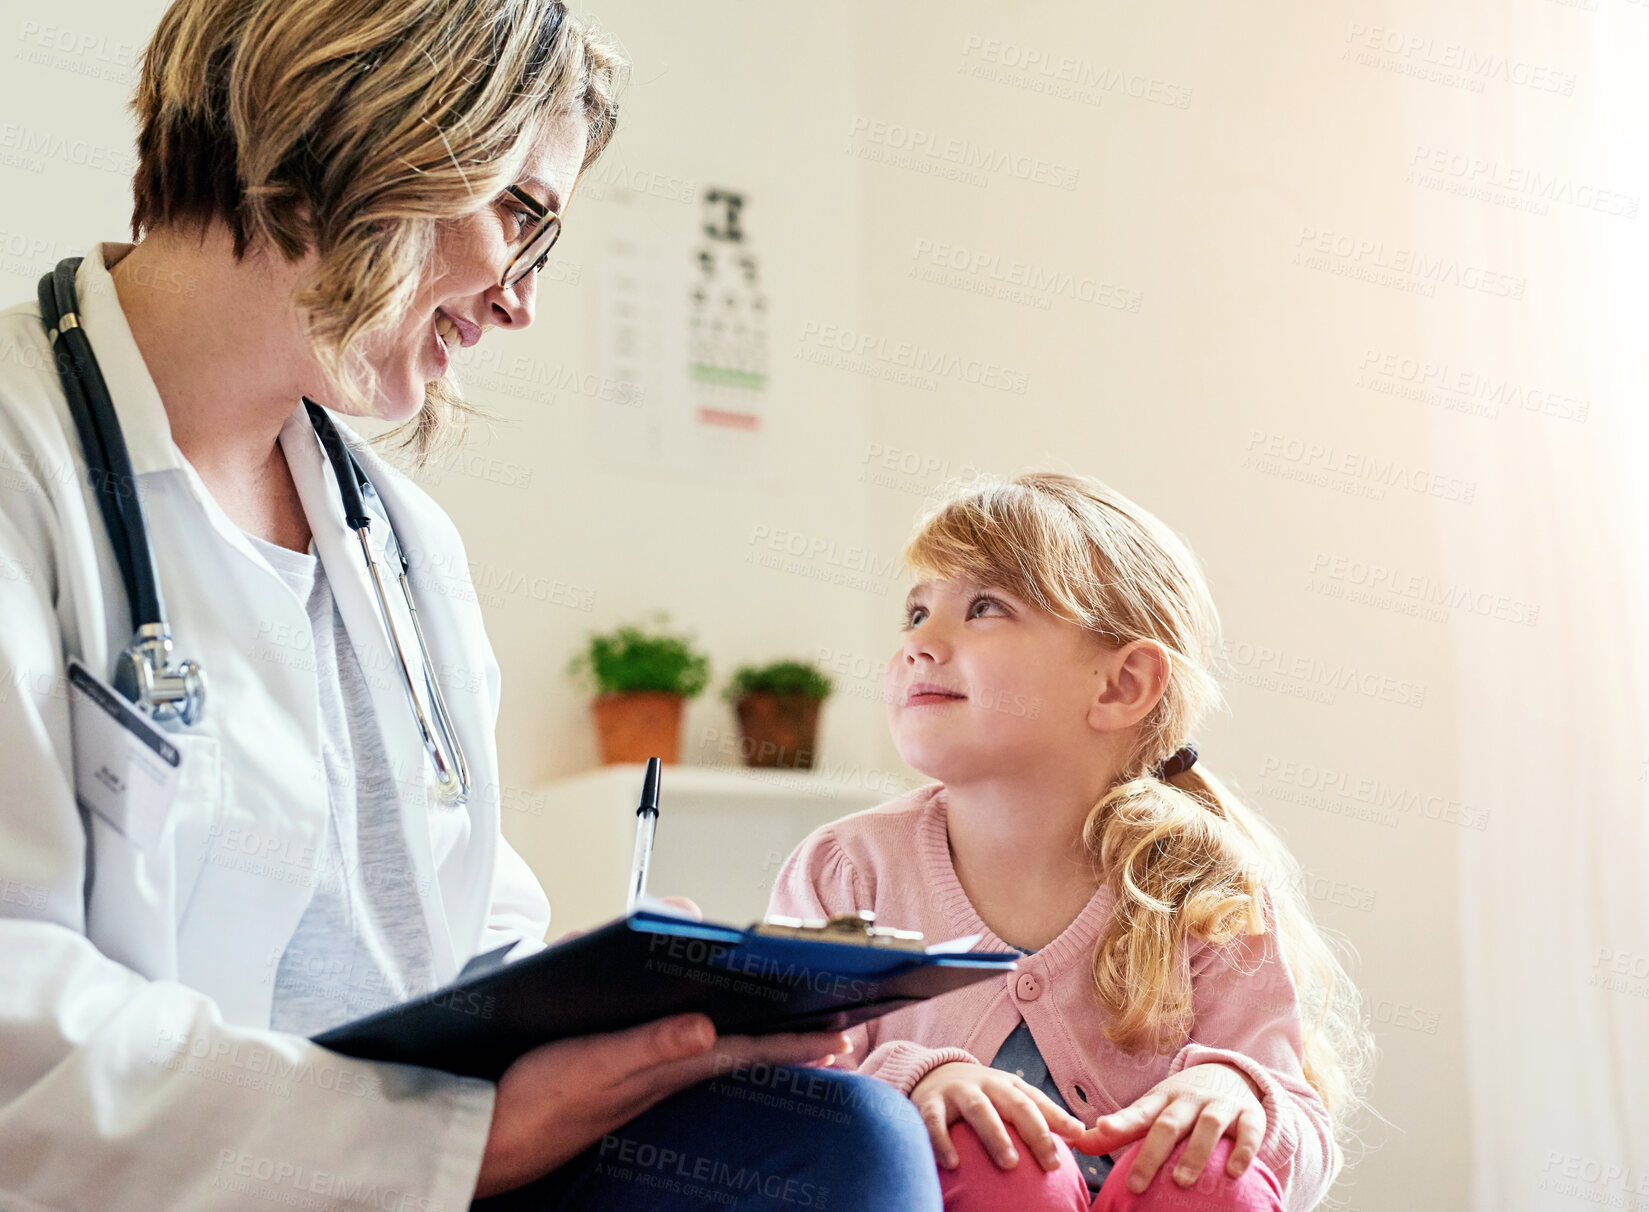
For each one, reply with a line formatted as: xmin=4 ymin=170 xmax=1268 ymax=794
xmin=769 ymin=472 xmax=1372 ymax=1211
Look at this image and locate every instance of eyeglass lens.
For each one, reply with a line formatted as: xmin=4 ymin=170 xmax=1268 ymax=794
xmin=505 ymin=215 xmax=561 ymax=287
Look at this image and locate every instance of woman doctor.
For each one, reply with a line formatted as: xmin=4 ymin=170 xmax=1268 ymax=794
xmin=0 ymin=0 xmax=938 ymax=1208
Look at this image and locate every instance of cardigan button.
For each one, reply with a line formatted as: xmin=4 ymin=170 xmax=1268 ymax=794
xmin=1015 ymin=972 xmax=1043 ymax=1001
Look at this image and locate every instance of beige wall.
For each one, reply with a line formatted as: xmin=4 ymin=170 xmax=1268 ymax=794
xmin=8 ymin=1 xmax=1578 ymax=1204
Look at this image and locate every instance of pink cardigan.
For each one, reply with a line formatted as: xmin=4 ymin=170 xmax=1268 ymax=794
xmin=767 ymin=782 xmax=1340 ymax=1212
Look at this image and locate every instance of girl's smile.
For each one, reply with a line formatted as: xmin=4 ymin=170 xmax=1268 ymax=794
xmin=905 ymin=681 xmax=968 ymax=707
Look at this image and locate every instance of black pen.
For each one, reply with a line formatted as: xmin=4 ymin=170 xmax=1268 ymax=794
xmin=626 ymin=757 xmax=661 ymax=914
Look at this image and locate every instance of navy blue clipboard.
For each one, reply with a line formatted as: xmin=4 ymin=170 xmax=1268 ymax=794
xmin=312 ymin=910 xmax=1017 ymax=1081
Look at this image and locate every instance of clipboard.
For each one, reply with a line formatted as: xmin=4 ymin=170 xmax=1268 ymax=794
xmin=312 ymin=909 xmax=1017 ymax=1081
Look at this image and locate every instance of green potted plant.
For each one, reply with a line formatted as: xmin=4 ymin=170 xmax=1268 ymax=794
xmin=722 ymin=660 xmax=833 ymax=770
xmin=568 ymin=616 xmax=711 ymax=764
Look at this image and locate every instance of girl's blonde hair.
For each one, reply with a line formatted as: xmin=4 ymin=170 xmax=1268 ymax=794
xmin=904 ymin=472 xmax=1374 ymax=1140
xmin=129 ymin=0 xmax=626 ymax=460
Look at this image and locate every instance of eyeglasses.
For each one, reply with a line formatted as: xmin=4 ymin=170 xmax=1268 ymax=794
xmin=501 ymin=184 xmax=562 ymax=288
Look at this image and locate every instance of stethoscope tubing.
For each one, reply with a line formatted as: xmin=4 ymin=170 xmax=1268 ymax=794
xmin=305 ymin=398 xmax=469 ymax=800
xmin=40 ymin=258 xmax=167 ymax=629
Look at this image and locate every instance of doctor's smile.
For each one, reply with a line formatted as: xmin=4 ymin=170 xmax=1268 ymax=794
xmin=433 ymin=307 xmax=481 ymax=360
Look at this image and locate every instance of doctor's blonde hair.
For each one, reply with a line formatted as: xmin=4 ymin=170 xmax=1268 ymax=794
xmin=129 ymin=0 xmax=625 ymax=459
xmin=903 ymin=472 xmax=1374 ymax=1150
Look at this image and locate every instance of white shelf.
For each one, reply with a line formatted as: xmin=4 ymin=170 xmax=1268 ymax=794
xmin=505 ymin=762 xmax=894 ymax=935
xmin=543 ymin=760 xmax=887 ymax=795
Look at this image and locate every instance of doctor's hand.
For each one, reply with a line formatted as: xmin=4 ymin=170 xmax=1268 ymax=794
xmin=473 ymin=1013 xmax=851 ymax=1198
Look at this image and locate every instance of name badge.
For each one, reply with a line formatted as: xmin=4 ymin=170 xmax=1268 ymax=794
xmin=67 ymin=657 xmax=182 ymax=850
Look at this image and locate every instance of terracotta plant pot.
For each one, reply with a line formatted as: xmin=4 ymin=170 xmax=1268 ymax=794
xmin=733 ymin=693 xmax=822 ymax=769
xmin=591 ymin=691 xmax=684 ymax=764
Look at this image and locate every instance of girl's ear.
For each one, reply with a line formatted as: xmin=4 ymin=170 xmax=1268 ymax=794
xmin=1086 ymin=638 xmax=1171 ymax=733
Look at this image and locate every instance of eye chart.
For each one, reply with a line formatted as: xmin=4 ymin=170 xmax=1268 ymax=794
xmin=596 ymin=185 xmax=771 ymax=478
xmin=688 ymin=188 xmax=769 ymax=442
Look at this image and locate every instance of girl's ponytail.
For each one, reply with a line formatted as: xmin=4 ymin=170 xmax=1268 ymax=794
xmin=1084 ymin=769 xmax=1262 ymax=1056
xmin=1084 ymin=762 xmax=1374 ymax=1126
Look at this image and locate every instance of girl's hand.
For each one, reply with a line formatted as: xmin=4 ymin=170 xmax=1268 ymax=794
xmin=910 ymin=1061 xmax=1086 ymax=1173
xmin=1075 ymin=1063 xmax=1266 ymax=1193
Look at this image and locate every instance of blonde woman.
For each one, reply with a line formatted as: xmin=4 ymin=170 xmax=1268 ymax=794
xmin=771 ymin=472 xmax=1375 ymax=1210
xmin=0 ymin=1 xmax=937 ymax=1208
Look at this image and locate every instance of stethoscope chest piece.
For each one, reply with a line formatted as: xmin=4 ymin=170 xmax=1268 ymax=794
xmin=113 ymin=623 xmax=207 ymax=728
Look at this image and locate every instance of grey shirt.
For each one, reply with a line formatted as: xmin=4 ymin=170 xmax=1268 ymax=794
xmin=992 ymin=1015 xmax=1117 ymax=1193
xmin=251 ymin=530 xmax=437 ymax=1037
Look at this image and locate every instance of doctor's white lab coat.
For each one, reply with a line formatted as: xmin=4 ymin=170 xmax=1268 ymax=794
xmin=0 ymin=246 xmax=552 ymax=1209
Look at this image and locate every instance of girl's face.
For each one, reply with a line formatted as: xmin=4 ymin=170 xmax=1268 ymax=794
xmin=355 ymin=112 xmax=588 ymax=421
xmin=885 ymin=575 xmax=1114 ymax=783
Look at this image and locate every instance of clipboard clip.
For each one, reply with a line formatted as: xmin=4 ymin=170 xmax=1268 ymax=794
xmin=752 ymin=910 xmax=927 ymax=953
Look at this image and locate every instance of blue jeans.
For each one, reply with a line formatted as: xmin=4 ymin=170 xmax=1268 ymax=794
xmin=471 ymin=1062 xmax=941 ymax=1211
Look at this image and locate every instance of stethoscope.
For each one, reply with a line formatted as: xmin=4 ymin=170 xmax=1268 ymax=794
xmin=38 ymin=256 xmax=471 ymax=806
